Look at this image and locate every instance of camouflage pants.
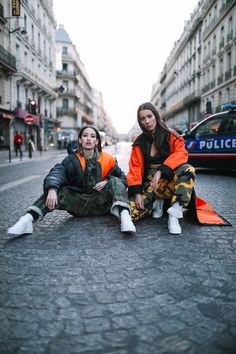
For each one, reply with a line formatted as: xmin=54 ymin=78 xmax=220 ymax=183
xmin=130 ymin=163 xmax=196 ymax=222
xmin=28 ymin=177 xmax=130 ymax=219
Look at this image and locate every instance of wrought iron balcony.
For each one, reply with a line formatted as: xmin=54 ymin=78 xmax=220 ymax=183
xmin=56 ymin=107 xmax=76 ymax=117
xmin=0 ymin=45 xmax=16 ymax=72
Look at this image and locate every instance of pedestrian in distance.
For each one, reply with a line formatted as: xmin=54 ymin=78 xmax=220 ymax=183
xmin=126 ymin=102 xmax=229 ymax=235
xmin=7 ymin=126 xmax=136 ymax=236
xmin=13 ymin=131 xmax=23 ymax=160
xmin=28 ymin=134 xmax=35 ymax=159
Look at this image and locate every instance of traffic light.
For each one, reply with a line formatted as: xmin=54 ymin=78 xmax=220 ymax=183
xmin=55 ymin=121 xmax=61 ymax=132
xmin=29 ymin=99 xmax=37 ymax=114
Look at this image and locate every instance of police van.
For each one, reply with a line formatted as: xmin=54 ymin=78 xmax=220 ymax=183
xmin=183 ymin=104 xmax=236 ymax=170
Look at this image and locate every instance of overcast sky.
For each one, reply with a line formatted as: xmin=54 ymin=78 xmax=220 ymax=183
xmin=53 ymin=0 xmax=198 ymax=134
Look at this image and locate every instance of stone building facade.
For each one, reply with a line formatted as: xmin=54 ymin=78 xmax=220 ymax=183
xmin=151 ymin=0 xmax=236 ymax=132
xmin=0 ymin=0 xmax=57 ymax=151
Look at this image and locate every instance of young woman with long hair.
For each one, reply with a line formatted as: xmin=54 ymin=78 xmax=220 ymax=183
xmin=127 ymin=102 xmax=196 ymax=234
xmin=8 ymin=126 xmax=136 ymax=236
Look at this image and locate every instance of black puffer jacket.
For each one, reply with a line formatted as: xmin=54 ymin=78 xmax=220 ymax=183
xmin=43 ymin=150 xmax=127 ymax=193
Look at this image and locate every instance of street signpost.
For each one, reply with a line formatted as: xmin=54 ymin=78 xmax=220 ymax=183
xmin=24 ymin=113 xmax=34 ymax=124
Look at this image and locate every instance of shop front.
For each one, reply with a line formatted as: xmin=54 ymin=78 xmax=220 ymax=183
xmin=57 ymin=129 xmax=78 ymax=150
xmin=44 ymin=118 xmax=57 ymax=149
xmin=14 ymin=107 xmax=39 ymax=151
xmin=0 ymin=109 xmax=14 ymax=147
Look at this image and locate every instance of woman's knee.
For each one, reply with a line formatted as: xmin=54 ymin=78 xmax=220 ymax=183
xmin=107 ymin=177 xmax=126 ymax=190
xmin=175 ymin=164 xmax=196 ymax=180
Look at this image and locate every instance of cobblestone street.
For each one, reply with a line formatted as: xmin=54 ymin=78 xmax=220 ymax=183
xmin=0 ymin=146 xmax=236 ymax=354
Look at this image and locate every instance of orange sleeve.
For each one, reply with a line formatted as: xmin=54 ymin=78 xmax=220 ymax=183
xmin=163 ymin=134 xmax=188 ymax=170
xmin=126 ymin=146 xmax=144 ymax=187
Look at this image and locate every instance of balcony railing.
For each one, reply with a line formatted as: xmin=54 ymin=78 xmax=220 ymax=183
xmin=57 ymin=107 xmax=76 ymax=117
xmin=56 ymin=70 xmax=77 ymax=79
xmin=0 ymin=45 xmax=16 ymax=72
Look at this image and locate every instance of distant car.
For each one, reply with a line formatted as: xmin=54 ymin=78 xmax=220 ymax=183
xmin=183 ymin=104 xmax=236 ymax=170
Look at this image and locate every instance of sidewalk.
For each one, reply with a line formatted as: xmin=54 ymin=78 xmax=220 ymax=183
xmin=0 ymin=148 xmax=67 ymax=167
xmin=0 ymin=144 xmax=118 ymax=168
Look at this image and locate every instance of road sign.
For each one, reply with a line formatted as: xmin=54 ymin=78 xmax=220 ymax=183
xmin=24 ymin=113 xmax=34 ymax=124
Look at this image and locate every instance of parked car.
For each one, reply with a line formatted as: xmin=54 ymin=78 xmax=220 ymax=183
xmin=183 ymin=104 xmax=236 ymax=170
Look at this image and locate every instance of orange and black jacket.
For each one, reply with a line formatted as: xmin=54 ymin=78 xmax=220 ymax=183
xmin=43 ymin=150 xmax=127 ymax=193
xmin=127 ymin=132 xmax=188 ymax=197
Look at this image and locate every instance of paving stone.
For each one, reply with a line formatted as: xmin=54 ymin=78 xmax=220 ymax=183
xmin=0 ymin=155 xmax=235 ymax=353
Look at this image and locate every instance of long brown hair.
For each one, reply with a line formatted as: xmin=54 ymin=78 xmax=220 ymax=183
xmin=137 ymin=102 xmax=170 ymax=158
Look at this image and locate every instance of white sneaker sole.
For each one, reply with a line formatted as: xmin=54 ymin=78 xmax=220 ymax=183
xmin=152 ymin=211 xmax=163 ymax=218
xmin=7 ymin=224 xmax=33 ymax=235
xmin=121 ymin=224 xmax=136 ymax=234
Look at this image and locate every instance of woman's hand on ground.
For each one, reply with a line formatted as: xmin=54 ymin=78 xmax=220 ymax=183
xmin=46 ymin=189 xmax=58 ymax=210
xmin=135 ymin=193 xmax=144 ymax=209
xmin=150 ymin=170 xmax=161 ymax=191
xmin=93 ymin=180 xmax=107 ymax=192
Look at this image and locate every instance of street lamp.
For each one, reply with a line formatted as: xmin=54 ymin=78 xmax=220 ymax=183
xmin=9 ymin=27 xmax=27 ymax=35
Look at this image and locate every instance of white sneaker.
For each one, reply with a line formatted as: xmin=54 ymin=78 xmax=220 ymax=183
xmin=120 ymin=210 xmax=136 ymax=234
xmin=7 ymin=214 xmax=33 ymax=235
xmin=167 ymin=202 xmax=183 ymax=219
xmin=152 ymin=199 xmax=164 ymax=218
xmin=168 ymin=215 xmax=182 ymax=234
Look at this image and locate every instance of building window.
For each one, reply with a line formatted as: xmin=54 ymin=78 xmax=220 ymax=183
xmin=62 ymin=63 xmax=68 ymax=72
xmin=226 ymin=88 xmax=230 ymax=103
xmin=227 ymin=51 xmax=231 ymax=71
xmin=31 ymin=24 xmax=34 ymax=44
xmin=25 ymin=88 xmax=28 ymax=109
xmin=38 ymin=32 xmax=41 ymax=53
xmin=218 ymin=91 xmax=222 ymax=106
xmin=44 ymin=40 xmax=46 ymax=58
xmin=220 ymin=26 xmax=224 ymax=46
xmin=24 ymin=51 xmax=28 ymax=66
xmin=219 ymin=58 xmax=224 ymax=75
xmin=24 ymin=14 xmax=27 ymax=32
xmin=227 ymin=17 xmax=233 ymax=41
xmin=62 ymin=46 xmax=68 ymax=54
xmin=17 ymin=84 xmax=20 ymax=104
xmin=62 ymin=98 xmax=69 ymax=109
xmin=212 ymin=64 xmax=215 ymax=80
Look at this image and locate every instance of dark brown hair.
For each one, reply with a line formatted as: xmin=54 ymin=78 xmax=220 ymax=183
xmin=78 ymin=126 xmax=102 ymax=152
xmin=137 ymin=102 xmax=170 ymax=158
